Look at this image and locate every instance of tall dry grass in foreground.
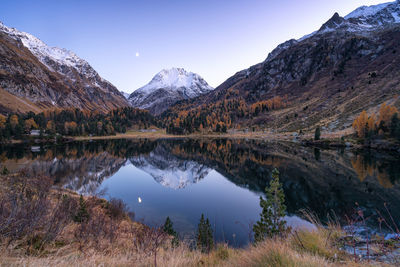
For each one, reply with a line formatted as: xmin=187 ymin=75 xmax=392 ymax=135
xmin=0 ymin=173 xmax=397 ymax=266
xmin=2 ymin=235 xmax=392 ymax=267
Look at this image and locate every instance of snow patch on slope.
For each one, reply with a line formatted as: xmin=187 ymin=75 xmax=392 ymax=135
xmin=120 ymin=91 xmax=131 ymax=99
xmin=345 ymin=2 xmax=392 ymax=19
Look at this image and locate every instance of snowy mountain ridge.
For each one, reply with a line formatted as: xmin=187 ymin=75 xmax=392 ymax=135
xmin=312 ymin=1 xmax=400 ymax=37
xmin=0 ymin=22 xmax=92 ymax=76
xmin=344 ymin=1 xmax=396 ymax=20
xmin=0 ymin=21 xmax=129 ymax=112
xmin=270 ymin=1 xmax=400 ymax=62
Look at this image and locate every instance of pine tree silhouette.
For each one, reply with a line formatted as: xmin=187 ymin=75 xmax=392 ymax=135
xmin=196 ymin=214 xmax=214 ymax=253
xmin=163 ymin=216 xmax=179 ymax=247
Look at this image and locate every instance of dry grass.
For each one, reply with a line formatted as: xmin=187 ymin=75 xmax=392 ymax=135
xmin=1 ymin=175 xmax=396 ymax=266
xmin=73 ymin=129 xmax=175 ymax=141
xmin=71 ymin=129 xmax=303 ymax=142
xmin=71 ymin=127 xmax=355 ymax=144
xmin=290 ymin=212 xmax=346 ymax=261
xmin=0 ymin=87 xmax=42 ymax=114
xmin=222 ymin=239 xmax=331 ymax=267
xmin=2 ymin=232 xmax=395 ymax=267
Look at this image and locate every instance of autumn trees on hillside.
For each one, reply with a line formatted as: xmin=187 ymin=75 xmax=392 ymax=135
xmin=0 ymin=93 xmax=291 ymax=139
xmin=0 ymin=107 xmax=156 ymax=140
xmin=165 ymin=98 xmax=245 ymax=134
xmin=352 ymin=102 xmax=400 ymax=140
xmin=250 ymin=96 xmax=287 ymax=116
xmin=353 ymin=110 xmax=370 ymax=138
xmin=164 ymin=95 xmax=288 ymax=135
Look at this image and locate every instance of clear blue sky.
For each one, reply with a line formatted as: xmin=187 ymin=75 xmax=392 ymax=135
xmin=0 ymin=0 xmax=389 ymax=93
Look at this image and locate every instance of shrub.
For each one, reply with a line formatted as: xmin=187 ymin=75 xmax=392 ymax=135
xmin=106 ymin=198 xmax=128 ymax=220
xmin=215 ymin=244 xmax=229 ymax=260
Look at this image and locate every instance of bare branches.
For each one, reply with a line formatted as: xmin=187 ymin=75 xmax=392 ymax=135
xmin=0 ymin=175 xmax=52 ymax=248
xmin=132 ymin=225 xmax=169 ymax=267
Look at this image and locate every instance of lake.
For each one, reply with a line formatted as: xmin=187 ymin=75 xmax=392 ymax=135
xmin=1 ymin=138 xmax=399 ymax=246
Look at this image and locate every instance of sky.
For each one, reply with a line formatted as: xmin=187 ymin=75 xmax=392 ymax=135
xmin=0 ymin=0 xmax=390 ymax=93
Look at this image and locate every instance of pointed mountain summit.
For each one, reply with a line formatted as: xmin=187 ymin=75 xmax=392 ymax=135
xmin=319 ymin=12 xmax=346 ymax=32
xmin=128 ymin=68 xmax=213 ymax=115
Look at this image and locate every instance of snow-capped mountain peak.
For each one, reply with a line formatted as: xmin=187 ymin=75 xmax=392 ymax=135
xmin=128 ymin=67 xmax=214 ymax=114
xmin=344 ymin=1 xmax=400 ymax=25
xmin=140 ymin=67 xmax=213 ymax=97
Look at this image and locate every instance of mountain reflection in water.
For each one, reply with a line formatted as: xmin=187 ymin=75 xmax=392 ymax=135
xmin=1 ymin=138 xmax=399 ymax=245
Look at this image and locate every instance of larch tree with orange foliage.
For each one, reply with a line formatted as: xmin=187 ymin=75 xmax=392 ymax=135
xmin=352 ymin=102 xmax=399 ymax=140
xmin=24 ymin=118 xmax=38 ymax=132
xmin=352 ymin=110 xmax=369 ymax=138
xmin=377 ymin=102 xmax=398 ymax=131
xmin=0 ymin=116 xmax=6 ymax=130
xmin=9 ymin=115 xmax=19 ymax=129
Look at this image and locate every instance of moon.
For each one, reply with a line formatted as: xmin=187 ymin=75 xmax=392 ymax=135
xmin=138 ymin=197 xmax=142 ymax=203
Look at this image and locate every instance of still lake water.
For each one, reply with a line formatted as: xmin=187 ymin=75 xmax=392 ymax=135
xmin=1 ymin=138 xmax=400 ymax=246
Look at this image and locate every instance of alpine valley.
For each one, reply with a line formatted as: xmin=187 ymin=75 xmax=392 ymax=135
xmin=2 ymin=1 xmax=400 ymax=266
xmin=1 ymin=1 xmax=400 ymax=135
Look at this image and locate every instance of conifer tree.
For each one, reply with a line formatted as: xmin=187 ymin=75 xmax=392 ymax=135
xmin=314 ymin=126 xmax=321 ymax=140
xmin=1 ymin=166 xmax=9 ymax=175
xmin=253 ymin=168 xmax=288 ymax=243
xmin=390 ymin=113 xmax=400 ymax=140
xmin=196 ymin=214 xmax=214 ymax=253
xmin=74 ymin=195 xmax=89 ymax=223
xmin=163 ymin=216 xmax=179 ymax=247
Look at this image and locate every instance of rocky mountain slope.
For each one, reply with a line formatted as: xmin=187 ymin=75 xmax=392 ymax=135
xmin=128 ymin=68 xmax=213 ymax=115
xmin=0 ymin=22 xmax=129 ymax=114
xmin=165 ymin=1 xmax=400 ymax=132
xmin=120 ymin=91 xmax=131 ymax=99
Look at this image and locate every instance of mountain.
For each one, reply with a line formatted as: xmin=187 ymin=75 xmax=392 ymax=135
xmin=120 ymin=91 xmax=131 ymax=99
xmin=128 ymin=68 xmax=213 ymax=115
xmin=129 ymin=144 xmax=211 ymax=189
xmin=164 ymin=1 xmax=400 ymax=132
xmin=0 ymin=22 xmax=129 ymax=114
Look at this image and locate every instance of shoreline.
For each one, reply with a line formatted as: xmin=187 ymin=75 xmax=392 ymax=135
xmin=3 ymin=130 xmax=399 ymax=153
xmin=72 ymin=130 xmax=319 ymax=142
xmin=72 ymin=131 xmax=400 ymax=153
